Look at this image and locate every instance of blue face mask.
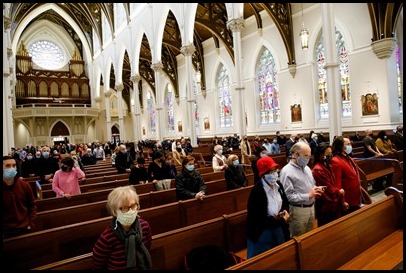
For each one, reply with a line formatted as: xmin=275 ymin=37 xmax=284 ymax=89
xmin=345 ymin=145 xmax=353 ymax=155
xmin=185 ymin=165 xmax=194 ymax=172
xmin=264 ymin=172 xmax=278 ymax=185
xmin=297 ymin=156 xmax=310 ymax=167
xmin=42 ymin=152 xmax=49 ymax=158
xmin=232 ymin=160 xmax=239 ymax=166
xmin=4 ymin=168 xmax=17 ymax=179
xmin=27 ymin=156 xmax=33 ymax=160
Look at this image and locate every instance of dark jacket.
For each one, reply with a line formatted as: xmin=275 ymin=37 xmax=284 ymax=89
xmin=224 ymin=165 xmax=248 ymax=190
xmin=247 ymin=180 xmax=290 ymax=242
xmin=175 ymin=169 xmax=206 ymax=200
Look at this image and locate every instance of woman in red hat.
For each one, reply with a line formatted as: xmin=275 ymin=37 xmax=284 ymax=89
xmin=246 ymin=156 xmax=290 ymax=259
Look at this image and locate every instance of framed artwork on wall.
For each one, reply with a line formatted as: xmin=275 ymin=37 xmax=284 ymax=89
xmin=178 ymin=121 xmax=183 ymax=132
xmin=291 ymin=104 xmax=302 ymax=122
xmin=361 ymin=93 xmax=379 ymax=116
xmin=204 ymin=117 xmax=210 ymax=130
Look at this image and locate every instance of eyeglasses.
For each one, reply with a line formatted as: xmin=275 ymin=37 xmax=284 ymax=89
xmin=119 ymin=203 xmax=138 ymax=213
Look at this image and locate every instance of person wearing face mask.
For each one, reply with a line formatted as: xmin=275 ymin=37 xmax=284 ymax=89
xmin=312 ymin=143 xmax=345 ymax=227
xmin=246 ymin=155 xmax=290 ymax=259
xmin=394 ymin=125 xmax=403 ymax=151
xmin=148 ymin=151 xmax=173 ymax=190
xmin=175 ymin=155 xmax=206 ymax=200
xmin=224 ymin=154 xmax=248 ymax=190
xmin=37 ymin=146 xmax=60 ymax=184
xmin=280 ymin=142 xmax=324 ymax=237
xmin=92 ymin=185 xmax=152 ymax=270
xmin=270 ymin=137 xmax=281 ymax=154
xmin=115 ymin=144 xmax=132 ymax=174
xmin=330 ymin=137 xmax=362 ymax=215
xmin=375 ymin=130 xmax=397 ymax=155
xmin=3 ymin=155 xmax=37 ymax=239
xmin=262 ymin=138 xmax=273 ymax=155
xmin=52 ymin=157 xmax=86 ymax=199
xmin=21 ymin=153 xmax=38 ymax=178
xmin=212 ymin=144 xmax=227 ymax=172
xmin=172 ymin=141 xmax=187 ymax=166
xmin=239 ymin=135 xmax=252 ymax=164
xmin=362 ymin=129 xmax=384 ymax=158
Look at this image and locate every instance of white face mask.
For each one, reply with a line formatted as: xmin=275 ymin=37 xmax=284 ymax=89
xmin=116 ymin=209 xmax=137 ymax=227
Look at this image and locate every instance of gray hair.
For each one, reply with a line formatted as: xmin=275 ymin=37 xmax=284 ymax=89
xmin=107 ymin=185 xmax=140 ymax=217
xmin=290 ymin=142 xmax=309 ymax=155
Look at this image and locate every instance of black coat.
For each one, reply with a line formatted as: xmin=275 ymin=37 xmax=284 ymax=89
xmin=247 ymin=180 xmax=290 ymax=242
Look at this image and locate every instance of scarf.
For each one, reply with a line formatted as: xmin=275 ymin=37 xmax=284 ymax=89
xmin=110 ymin=217 xmax=152 ymax=270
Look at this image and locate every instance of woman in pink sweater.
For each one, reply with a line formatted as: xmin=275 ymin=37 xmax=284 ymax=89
xmin=52 ymin=156 xmax=86 ymax=199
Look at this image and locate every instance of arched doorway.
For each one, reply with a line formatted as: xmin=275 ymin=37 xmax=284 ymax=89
xmin=111 ymin=125 xmax=120 ymax=145
xmin=51 ymin=121 xmax=70 ymax=146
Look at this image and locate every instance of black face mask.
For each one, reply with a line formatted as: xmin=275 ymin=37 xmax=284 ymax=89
xmin=324 ymin=155 xmax=333 ymax=165
xmin=61 ymin=165 xmax=70 ymax=172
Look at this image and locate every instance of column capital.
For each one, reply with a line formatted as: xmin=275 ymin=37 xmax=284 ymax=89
xmin=3 ymin=16 xmax=11 ymax=30
xmin=151 ymin=62 xmax=163 ymax=72
xmin=227 ymin=18 xmax=245 ymax=32
xmin=130 ymin=75 xmax=142 ymax=83
xmin=104 ymin=90 xmax=112 ymax=98
xmin=115 ymin=84 xmax=124 ymax=92
xmin=180 ymin=44 xmax=196 ymax=56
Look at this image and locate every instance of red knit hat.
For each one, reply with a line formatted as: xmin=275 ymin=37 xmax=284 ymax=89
xmin=256 ymin=156 xmax=279 ymax=177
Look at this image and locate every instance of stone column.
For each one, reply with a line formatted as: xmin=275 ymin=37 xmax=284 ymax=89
xmin=227 ymin=18 xmax=247 ymax=138
xmin=115 ymin=84 xmax=126 ymax=142
xmin=180 ymin=44 xmax=197 ymax=147
xmin=321 ymin=3 xmax=341 ymax=141
xmin=104 ymin=89 xmax=112 ymax=142
xmin=131 ymin=75 xmax=142 ymax=141
xmin=151 ymin=62 xmax=164 ymax=141
xmin=3 ymin=11 xmax=14 ymax=150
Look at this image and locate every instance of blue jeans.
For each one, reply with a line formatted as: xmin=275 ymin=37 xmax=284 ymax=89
xmin=247 ymin=226 xmax=284 ymax=259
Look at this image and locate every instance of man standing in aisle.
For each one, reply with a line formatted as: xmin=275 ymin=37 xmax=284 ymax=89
xmin=280 ymin=142 xmax=325 ymax=237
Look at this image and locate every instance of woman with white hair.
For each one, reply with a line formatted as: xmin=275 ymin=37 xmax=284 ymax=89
xmin=212 ymin=144 xmax=227 ymax=172
xmin=92 ymin=185 xmax=152 ymax=270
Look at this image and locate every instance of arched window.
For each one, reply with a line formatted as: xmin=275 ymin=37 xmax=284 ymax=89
xmin=396 ymin=44 xmax=402 ymax=114
xmin=315 ymin=29 xmax=352 ymax=119
xmin=165 ymin=84 xmax=175 ymax=132
xmin=217 ymin=63 xmax=233 ymax=128
xmin=257 ymin=46 xmax=280 ymax=124
xmin=147 ymin=91 xmax=156 ymax=133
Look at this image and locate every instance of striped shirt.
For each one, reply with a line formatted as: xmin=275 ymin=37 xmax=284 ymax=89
xmin=92 ymin=218 xmax=152 ymax=270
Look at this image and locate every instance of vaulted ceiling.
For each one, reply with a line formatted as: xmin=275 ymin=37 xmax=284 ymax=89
xmin=8 ymin=3 xmax=402 ymax=107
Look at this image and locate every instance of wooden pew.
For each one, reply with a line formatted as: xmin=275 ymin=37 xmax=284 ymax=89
xmin=33 ymin=210 xmax=248 ymax=270
xmin=228 ymin=192 xmax=403 ymax=270
xmin=33 ymin=175 xmax=254 ymax=231
xmin=226 ymin=239 xmax=300 ymax=270
xmin=35 ymin=182 xmax=157 ymax=211
xmin=355 ymin=157 xmax=398 ymax=190
xmin=4 ymin=186 xmax=253 ymax=270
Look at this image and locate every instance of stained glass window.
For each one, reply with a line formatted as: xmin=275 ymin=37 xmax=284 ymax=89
xmin=257 ymin=47 xmax=280 ymax=124
xmin=165 ymin=85 xmax=175 ymax=132
xmin=315 ymin=29 xmax=352 ymax=119
xmin=396 ymin=44 xmax=402 ymax=114
xmin=28 ymin=40 xmax=65 ymax=70
xmin=217 ymin=64 xmax=233 ymax=128
xmin=192 ymin=78 xmax=199 ymax=130
xmin=147 ymin=91 xmax=156 ymax=133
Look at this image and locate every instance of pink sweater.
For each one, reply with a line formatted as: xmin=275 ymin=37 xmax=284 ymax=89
xmin=52 ymin=167 xmax=86 ymax=197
